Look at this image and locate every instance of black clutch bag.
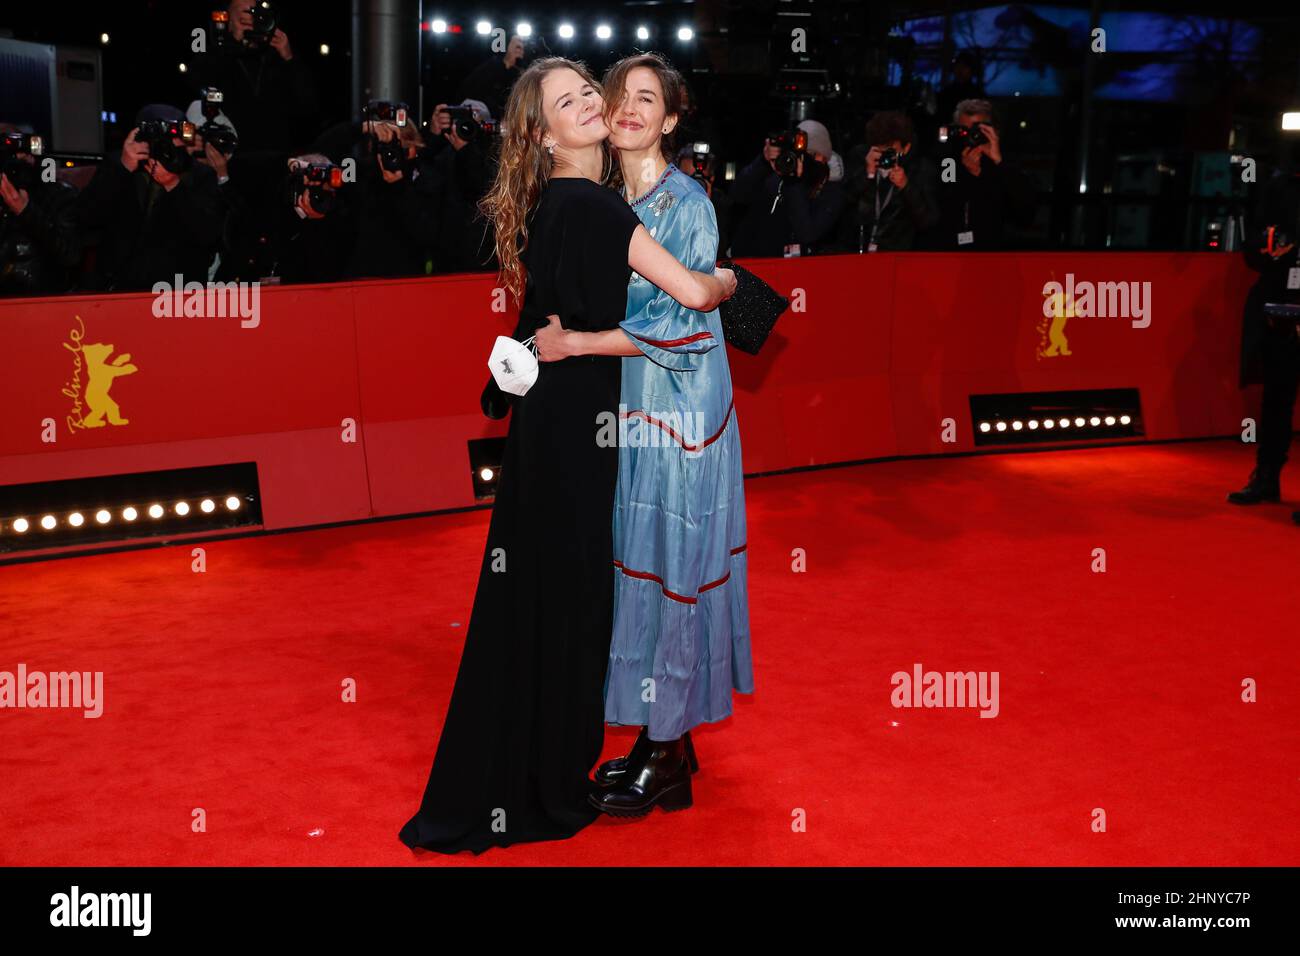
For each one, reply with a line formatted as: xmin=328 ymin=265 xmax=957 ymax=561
xmin=717 ymin=260 xmax=789 ymax=355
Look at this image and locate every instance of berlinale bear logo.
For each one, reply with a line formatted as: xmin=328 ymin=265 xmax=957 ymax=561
xmin=62 ymin=315 xmax=139 ymax=432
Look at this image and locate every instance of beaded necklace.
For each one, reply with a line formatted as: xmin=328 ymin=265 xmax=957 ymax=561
xmin=627 ymin=164 xmax=674 ymax=207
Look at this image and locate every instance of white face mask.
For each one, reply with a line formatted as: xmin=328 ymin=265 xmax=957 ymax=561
xmin=488 ymin=334 xmax=540 ymax=396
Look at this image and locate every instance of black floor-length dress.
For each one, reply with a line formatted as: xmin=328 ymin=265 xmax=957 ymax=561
xmin=399 ymin=177 xmax=642 ymax=854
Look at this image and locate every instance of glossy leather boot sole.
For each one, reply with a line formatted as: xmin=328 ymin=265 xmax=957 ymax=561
xmin=588 ymin=776 xmax=693 ymax=817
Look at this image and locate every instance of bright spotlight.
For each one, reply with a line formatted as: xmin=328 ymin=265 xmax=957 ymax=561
xmin=677 ymin=26 xmax=694 ymax=41
xmin=225 ymin=496 xmax=241 ymax=511
xmin=319 ymin=43 xmax=330 ymax=55
xmin=178 ymin=63 xmax=188 ymax=73
xmin=68 ymin=512 xmax=85 ymax=527
xmin=636 ymin=25 xmax=650 ymax=41
xmin=479 ymin=467 xmax=495 ymax=481
xmin=516 ymin=22 xmax=532 ymax=37
xmin=201 ymin=499 xmax=216 ymax=513
xmin=1027 ymin=420 xmax=1039 ymax=430
xmin=596 ymin=24 xmax=612 ymax=40
xmin=475 ymin=20 xmax=491 ymax=35
xmin=1059 ymin=418 xmax=1070 ymax=428
xmin=96 ymin=509 xmax=112 ymax=524
xmin=1104 ymin=416 xmax=1116 ymax=426
xmin=148 ymin=504 xmax=164 ymax=519
xmin=123 ymin=506 xmax=138 ymax=521
xmin=1283 ymin=112 xmax=1300 ymax=131
xmin=1074 ymin=417 xmax=1086 ymax=427
xmin=1043 ymin=419 xmax=1055 ymax=429
xmin=13 ymin=518 xmax=29 ymax=533
xmin=175 ymin=501 xmax=191 ymax=516
xmin=979 ymin=422 xmax=991 ymax=433
xmin=995 ymin=421 xmax=1007 ymax=432
xmin=558 ymin=23 xmax=575 ymax=39
xmin=1089 ymin=416 xmax=1101 ymax=427
xmin=40 ymin=515 xmax=57 ymax=530
xmin=1011 ymin=421 xmax=1023 ymax=431
xmin=1120 ymin=414 xmax=1132 ymax=425
xmin=100 ymin=33 xmax=110 ymax=45
xmin=431 ymin=18 xmax=447 ymax=33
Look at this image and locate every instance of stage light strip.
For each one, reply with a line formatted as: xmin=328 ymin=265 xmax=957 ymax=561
xmin=2 ymin=496 xmax=246 ymax=536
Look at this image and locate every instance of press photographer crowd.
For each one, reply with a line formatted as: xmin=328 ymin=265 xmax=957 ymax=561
xmin=1 ymin=0 xmax=1090 ymax=300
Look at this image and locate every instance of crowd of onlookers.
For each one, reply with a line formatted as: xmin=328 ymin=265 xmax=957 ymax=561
xmin=0 ymin=3 xmax=1040 ymax=299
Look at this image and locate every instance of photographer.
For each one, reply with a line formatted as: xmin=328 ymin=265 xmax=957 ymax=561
xmin=186 ymin=97 xmax=241 ymax=278
xmin=840 ymin=111 xmax=939 ymax=252
xmin=74 ymin=104 xmax=223 ymax=291
xmin=0 ymin=124 xmax=80 ymax=296
xmin=263 ymin=153 xmax=357 ymax=284
xmin=676 ymin=143 xmax=734 ymax=259
xmin=1226 ymin=156 xmax=1300 ymax=524
xmin=426 ymin=99 xmax=497 ymax=273
xmin=730 ymin=119 xmax=846 ymax=258
xmin=190 ymin=1 xmax=320 ymax=158
xmin=930 ymin=99 xmax=1034 ymax=250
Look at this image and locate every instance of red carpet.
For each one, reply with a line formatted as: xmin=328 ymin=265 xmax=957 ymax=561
xmin=1 ymin=439 xmax=1296 ymax=866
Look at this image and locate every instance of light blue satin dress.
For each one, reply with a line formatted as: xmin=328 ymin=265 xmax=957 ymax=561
xmin=603 ymin=165 xmax=754 ymax=741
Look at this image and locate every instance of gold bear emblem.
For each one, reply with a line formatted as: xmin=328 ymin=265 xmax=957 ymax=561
xmin=81 ymin=342 xmax=138 ymax=427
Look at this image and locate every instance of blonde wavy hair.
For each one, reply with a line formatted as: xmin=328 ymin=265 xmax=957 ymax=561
xmin=478 ymin=56 xmax=612 ymax=304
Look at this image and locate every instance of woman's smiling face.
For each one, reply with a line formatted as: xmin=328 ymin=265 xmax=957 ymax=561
xmin=540 ymin=67 xmax=609 ymax=149
xmin=608 ymin=66 xmax=674 ymax=152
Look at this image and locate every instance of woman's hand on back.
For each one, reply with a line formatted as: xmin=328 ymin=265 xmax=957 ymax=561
xmin=533 ymin=314 xmax=572 ymax=362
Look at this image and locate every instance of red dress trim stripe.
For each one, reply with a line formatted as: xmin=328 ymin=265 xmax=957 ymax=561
xmin=613 ymin=542 xmax=748 ymax=605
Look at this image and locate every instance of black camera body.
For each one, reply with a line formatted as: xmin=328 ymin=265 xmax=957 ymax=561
xmin=364 ymin=101 xmax=410 ymax=171
xmin=443 ymin=106 xmax=498 ymax=142
xmin=288 ymin=161 xmax=342 ymax=215
xmin=768 ymin=129 xmax=807 ymax=179
xmin=197 ymin=87 xmax=238 ymax=156
xmin=245 ymin=1 xmax=278 ymax=48
xmin=0 ymin=132 xmax=43 ymax=216
xmin=877 ymin=147 xmax=899 ymax=171
xmin=940 ymin=123 xmax=989 ymax=152
xmin=688 ymin=142 xmax=712 ymax=186
xmin=137 ymin=119 xmax=195 ymax=173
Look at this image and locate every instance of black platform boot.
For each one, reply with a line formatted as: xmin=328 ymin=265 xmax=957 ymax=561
xmin=594 ymin=729 xmax=698 ymax=786
xmin=1227 ymin=467 xmax=1281 ymax=505
xmin=588 ymin=735 xmax=693 ymax=817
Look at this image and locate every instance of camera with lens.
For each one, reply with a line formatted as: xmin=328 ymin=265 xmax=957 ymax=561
xmin=939 ymin=123 xmax=989 ymax=152
xmin=196 ymin=87 xmax=239 ymax=156
xmin=364 ymin=101 xmax=410 ymax=172
xmin=877 ymin=147 xmax=900 ymax=171
xmin=245 ymin=1 xmax=278 ymax=48
xmin=443 ymin=106 xmax=498 ymax=142
xmin=768 ymin=128 xmax=807 ymax=178
xmin=288 ymin=160 xmax=343 ymax=215
xmin=687 ymin=142 xmax=713 ymax=185
xmin=0 ymin=132 xmax=43 ymax=216
xmin=137 ymin=119 xmax=195 ymax=173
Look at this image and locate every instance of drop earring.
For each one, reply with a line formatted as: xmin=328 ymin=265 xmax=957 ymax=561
xmin=546 ymin=142 xmax=555 ymax=156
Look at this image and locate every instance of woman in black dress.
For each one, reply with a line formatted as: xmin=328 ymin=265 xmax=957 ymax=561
xmin=398 ymin=57 xmax=734 ymax=854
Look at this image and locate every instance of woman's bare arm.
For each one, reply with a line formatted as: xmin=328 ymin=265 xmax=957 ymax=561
xmin=627 ymin=224 xmax=728 ymax=311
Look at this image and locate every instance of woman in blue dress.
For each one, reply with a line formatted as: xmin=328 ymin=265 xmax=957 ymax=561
xmin=533 ymin=53 xmax=753 ymax=817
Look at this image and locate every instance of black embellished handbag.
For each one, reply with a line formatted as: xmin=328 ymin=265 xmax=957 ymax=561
xmin=717 ymin=260 xmax=789 ymax=355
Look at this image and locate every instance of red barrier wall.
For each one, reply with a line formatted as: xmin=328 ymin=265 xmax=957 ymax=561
xmin=0 ymin=253 xmax=1257 ymax=537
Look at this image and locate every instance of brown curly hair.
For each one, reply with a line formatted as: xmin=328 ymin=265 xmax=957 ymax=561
xmin=477 ymin=56 xmax=611 ymax=304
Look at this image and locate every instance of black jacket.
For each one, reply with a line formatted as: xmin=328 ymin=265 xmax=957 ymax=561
xmin=75 ymin=158 xmax=223 ymax=291
xmin=729 ymin=154 xmax=846 ymax=258
xmin=929 ymin=151 xmax=1035 ymax=250
xmin=838 ymin=146 xmax=940 ymax=252
xmin=1239 ymin=169 xmax=1300 ymax=387
xmin=0 ymin=176 xmax=80 ymax=295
